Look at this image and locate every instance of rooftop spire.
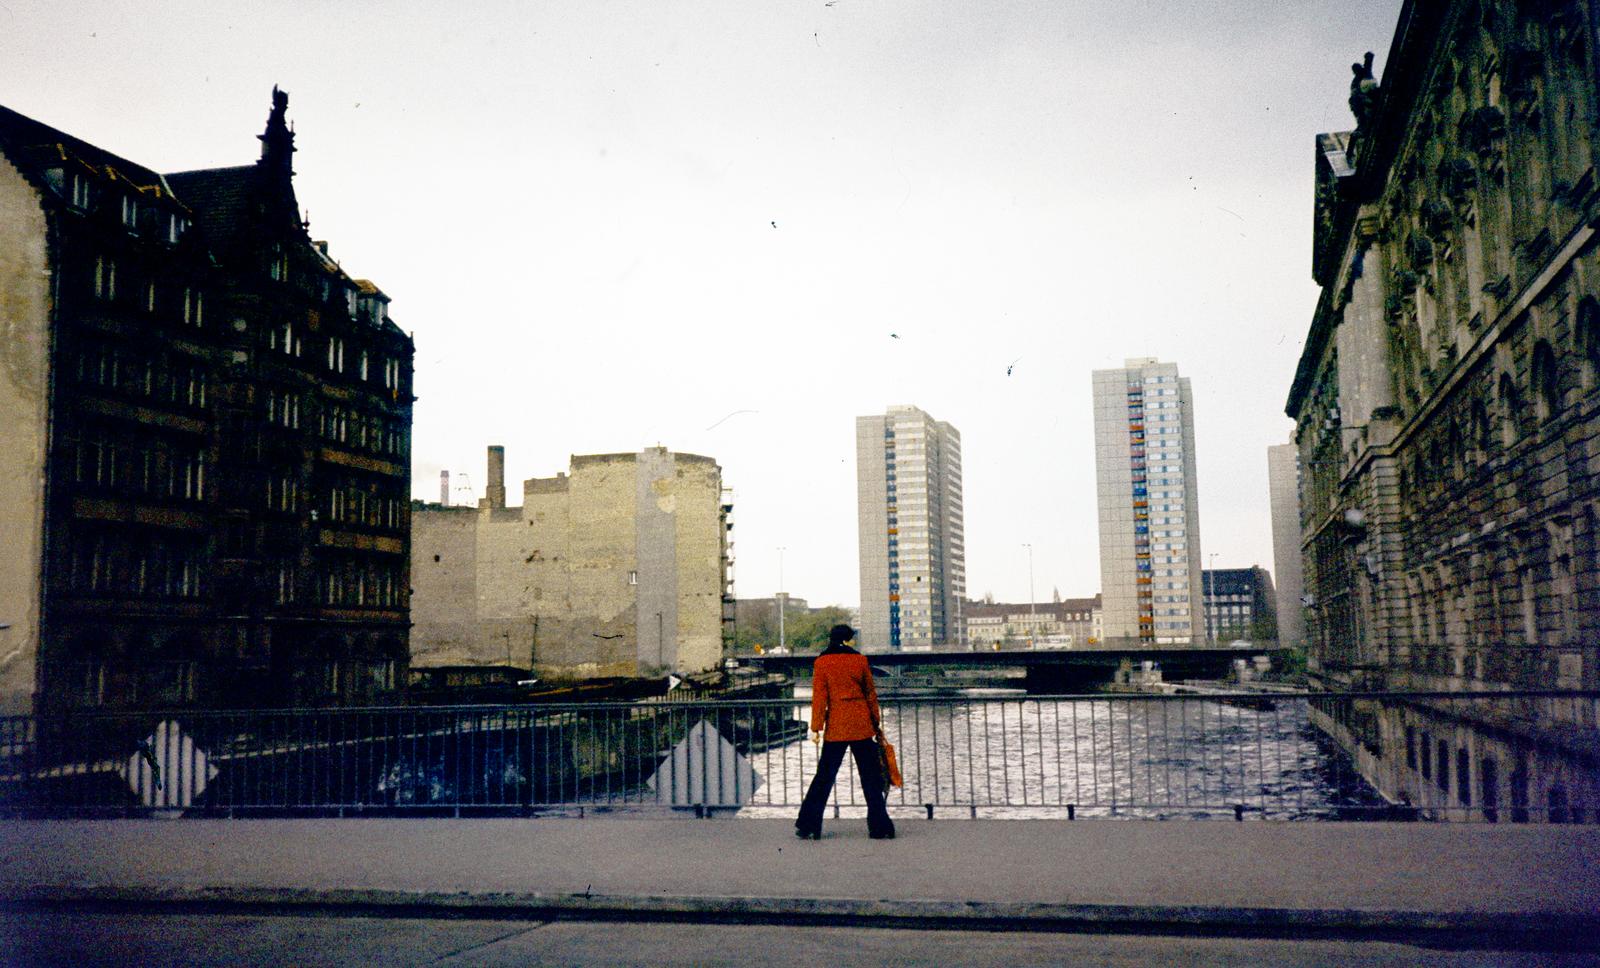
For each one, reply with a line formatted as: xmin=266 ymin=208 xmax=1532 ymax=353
xmin=258 ymin=85 xmax=296 ymax=175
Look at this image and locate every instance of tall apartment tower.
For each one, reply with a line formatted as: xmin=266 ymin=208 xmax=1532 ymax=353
xmin=1266 ymin=443 xmax=1306 ymax=650
xmin=856 ymin=406 xmax=965 ymax=650
xmin=1092 ymin=359 xmax=1205 ymax=645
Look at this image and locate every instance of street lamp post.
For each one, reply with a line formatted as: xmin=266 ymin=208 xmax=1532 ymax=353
xmin=1023 ymin=543 xmax=1035 ymax=649
xmin=776 ymin=546 xmax=786 ymax=653
xmin=1206 ymin=552 xmax=1218 ymax=645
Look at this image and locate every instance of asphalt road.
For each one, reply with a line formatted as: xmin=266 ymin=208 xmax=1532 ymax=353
xmin=4 ymin=911 xmax=1598 ymax=968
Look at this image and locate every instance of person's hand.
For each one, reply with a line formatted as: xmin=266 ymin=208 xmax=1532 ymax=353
xmin=810 ymin=731 xmax=821 ymax=746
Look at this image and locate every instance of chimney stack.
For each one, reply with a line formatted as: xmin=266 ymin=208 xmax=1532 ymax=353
xmin=439 ymin=470 xmax=450 ymax=505
xmin=485 ymin=445 xmax=506 ymax=510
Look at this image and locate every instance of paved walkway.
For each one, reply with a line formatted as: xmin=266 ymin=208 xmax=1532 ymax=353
xmin=2 ymin=818 xmax=1598 ymax=944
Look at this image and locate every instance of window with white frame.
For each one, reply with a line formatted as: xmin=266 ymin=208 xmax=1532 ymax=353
xmin=94 ymin=256 xmax=116 ymax=301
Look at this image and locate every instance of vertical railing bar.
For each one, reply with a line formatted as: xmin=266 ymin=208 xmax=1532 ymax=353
xmin=1295 ymin=698 xmax=1306 ymax=818
xmin=1271 ymin=699 xmax=1285 ymax=817
xmin=168 ymin=717 xmax=181 ymax=811
xmin=1054 ymin=698 xmax=1065 ymax=808
xmin=1071 ymin=699 xmax=1082 ymax=809
xmin=1228 ymin=700 xmax=1238 ymax=815
xmin=1100 ymin=698 xmax=1111 ymax=811
xmin=1256 ymin=701 xmax=1267 ymax=816
xmin=983 ymin=701 xmax=993 ymax=807
xmin=998 ymin=700 xmax=1008 ymax=805
xmin=1126 ymin=697 xmax=1135 ymax=811
xmin=700 ymin=706 xmax=710 ymax=809
xmin=1160 ymin=699 xmax=1170 ymax=811
xmin=319 ymin=710 xmax=329 ymax=810
xmin=965 ymin=698 xmax=974 ymax=810
xmin=653 ymin=702 xmax=662 ymax=807
xmin=1176 ymin=697 xmax=1186 ymax=811
xmin=909 ymin=698 xmax=919 ymax=808
xmin=292 ymin=711 xmax=302 ymax=810
xmin=1035 ymin=700 xmax=1046 ymax=806
xmin=1148 ymin=699 xmax=1158 ymax=812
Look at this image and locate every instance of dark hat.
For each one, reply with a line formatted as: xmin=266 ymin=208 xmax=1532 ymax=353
xmin=828 ymin=624 xmax=857 ymax=647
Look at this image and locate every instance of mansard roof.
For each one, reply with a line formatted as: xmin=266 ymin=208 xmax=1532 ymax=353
xmin=0 ymin=103 xmax=176 ymax=200
xmin=163 ymin=165 xmax=254 ymax=246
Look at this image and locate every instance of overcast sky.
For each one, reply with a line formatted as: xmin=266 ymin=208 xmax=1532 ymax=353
xmin=6 ymin=0 xmax=1403 ymax=608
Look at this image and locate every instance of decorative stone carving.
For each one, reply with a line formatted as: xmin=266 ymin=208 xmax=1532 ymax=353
xmin=1393 ymin=266 xmax=1421 ymax=294
xmin=1441 ymin=157 xmax=1479 ymax=200
xmin=1505 ymin=44 xmax=1543 ymax=95
xmin=1409 ymin=234 xmax=1436 ymax=268
xmin=1465 ymin=105 xmax=1507 ymax=155
xmin=1421 ymin=198 xmax=1455 ymax=237
xmin=1350 ymin=52 xmax=1381 ymax=128
xmin=1386 ymin=290 xmax=1407 ymax=321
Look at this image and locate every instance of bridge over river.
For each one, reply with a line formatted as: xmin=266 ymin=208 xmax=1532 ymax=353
xmin=742 ymin=644 xmax=1288 ymax=690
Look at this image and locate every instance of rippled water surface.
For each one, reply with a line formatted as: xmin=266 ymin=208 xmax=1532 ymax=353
xmin=736 ymin=697 xmax=1384 ymax=820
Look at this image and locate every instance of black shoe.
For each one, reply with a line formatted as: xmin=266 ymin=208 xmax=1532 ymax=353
xmin=795 ymin=827 xmax=821 ymax=840
xmin=869 ymin=829 xmax=895 ymax=840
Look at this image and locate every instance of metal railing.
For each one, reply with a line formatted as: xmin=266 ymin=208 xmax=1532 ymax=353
xmin=1 ymin=691 xmax=1595 ymax=821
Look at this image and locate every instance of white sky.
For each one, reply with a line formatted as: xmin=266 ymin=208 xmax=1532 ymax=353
xmin=5 ymin=0 xmax=1402 ymax=608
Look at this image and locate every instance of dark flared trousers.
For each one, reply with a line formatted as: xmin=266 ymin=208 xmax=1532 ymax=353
xmin=795 ymin=738 xmax=894 ymax=837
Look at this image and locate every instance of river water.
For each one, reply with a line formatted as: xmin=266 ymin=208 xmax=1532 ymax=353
xmin=736 ymin=694 xmax=1386 ymax=820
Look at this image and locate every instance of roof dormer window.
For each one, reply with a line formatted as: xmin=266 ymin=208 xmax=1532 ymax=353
xmin=269 ymin=245 xmax=288 ymax=282
xmin=71 ymin=174 xmax=92 ymax=210
xmin=167 ymin=213 xmax=188 ymax=244
xmin=121 ymin=196 xmax=140 ymax=233
xmin=344 ymin=288 xmax=357 ymax=318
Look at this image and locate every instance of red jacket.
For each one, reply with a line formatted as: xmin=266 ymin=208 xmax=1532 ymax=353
xmin=810 ymin=646 xmax=882 ymax=742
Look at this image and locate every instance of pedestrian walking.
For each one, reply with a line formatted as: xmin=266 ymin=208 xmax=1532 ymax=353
xmin=794 ymin=624 xmax=895 ymax=840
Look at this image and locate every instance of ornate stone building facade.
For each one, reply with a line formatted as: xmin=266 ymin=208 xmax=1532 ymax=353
xmin=1288 ymin=0 xmax=1599 ymax=819
xmin=0 ymin=91 xmax=414 ymax=715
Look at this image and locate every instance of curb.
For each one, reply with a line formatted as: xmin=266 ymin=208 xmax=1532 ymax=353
xmin=5 ymin=884 xmax=1598 ymax=949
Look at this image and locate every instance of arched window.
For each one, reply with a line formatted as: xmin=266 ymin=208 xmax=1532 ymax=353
xmin=1577 ymin=297 xmax=1600 ymax=390
xmin=1577 ymin=505 xmax=1600 ymax=636
xmin=1498 ymin=373 xmax=1521 ymax=447
xmin=1531 ymin=340 xmax=1560 ymax=422
xmin=1471 ymin=399 xmax=1492 ymax=458
xmin=1447 ymin=420 xmax=1465 ymax=480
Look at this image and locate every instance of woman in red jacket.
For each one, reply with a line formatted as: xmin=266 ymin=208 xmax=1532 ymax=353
xmin=794 ymin=624 xmax=894 ymax=840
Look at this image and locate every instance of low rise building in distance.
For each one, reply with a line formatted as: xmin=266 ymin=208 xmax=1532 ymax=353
xmin=410 ymin=446 xmax=732 ymax=680
xmin=0 ymin=90 xmax=413 ymax=716
xmin=1200 ymin=567 xmax=1278 ymax=644
xmin=963 ymin=595 xmax=1101 ymax=650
